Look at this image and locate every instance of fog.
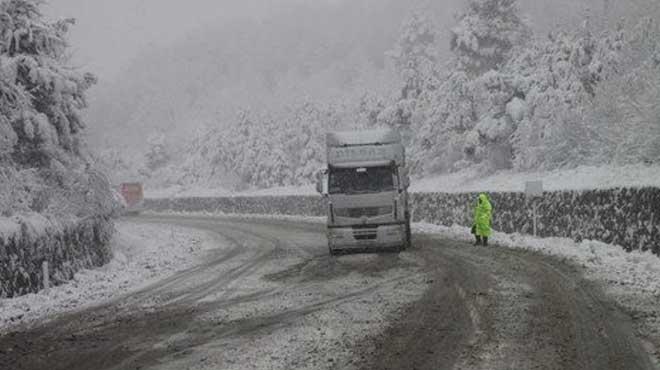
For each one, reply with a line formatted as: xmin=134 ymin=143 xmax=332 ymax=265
xmin=45 ymin=0 xmax=621 ymax=83
xmin=70 ymin=0 xmax=461 ymax=150
xmin=44 ymin=0 xmax=306 ymax=80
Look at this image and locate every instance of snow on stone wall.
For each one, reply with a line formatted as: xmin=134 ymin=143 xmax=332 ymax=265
xmin=0 ymin=215 xmax=114 ymax=298
xmin=144 ymin=187 xmax=660 ymax=255
xmin=145 ymin=196 xmax=326 ymax=217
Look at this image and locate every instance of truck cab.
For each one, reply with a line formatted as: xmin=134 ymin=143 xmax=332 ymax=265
xmin=316 ymin=129 xmax=411 ymax=255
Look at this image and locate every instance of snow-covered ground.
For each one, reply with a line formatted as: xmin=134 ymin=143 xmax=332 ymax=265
xmin=414 ymin=222 xmax=660 ymax=362
xmin=0 ymin=221 xmax=219 ymax=333
xmin=414 ymin=222 xmax=660 ymax=298
xmin=145 ymin=164 xmax=660 ymax=199
xmin=169 ymin=211 xmax=660 ymax=361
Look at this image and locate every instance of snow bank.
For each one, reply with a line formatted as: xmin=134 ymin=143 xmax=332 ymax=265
xmin=0 ymin=221 xmax=219 ymax=333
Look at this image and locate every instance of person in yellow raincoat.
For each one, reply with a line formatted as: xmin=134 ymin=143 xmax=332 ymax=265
xmin=472 ymin=193 xmax=492 ymax=246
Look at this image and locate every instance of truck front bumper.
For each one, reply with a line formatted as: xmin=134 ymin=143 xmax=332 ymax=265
xmin=327 ymin=222 xmax=406 ymax=250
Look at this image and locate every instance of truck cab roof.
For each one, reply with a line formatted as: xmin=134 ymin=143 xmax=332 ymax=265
xmin=326 ymin=129 xmax=404 ymax=167
xmin=326 ymin=129 xmax=401 ymax=147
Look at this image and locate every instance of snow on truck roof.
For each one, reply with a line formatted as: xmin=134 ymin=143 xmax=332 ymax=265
xmin=326 ymin=129 xmax=401 ymax=147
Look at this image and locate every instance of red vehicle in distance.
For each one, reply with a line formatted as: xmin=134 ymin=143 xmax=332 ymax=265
xmin=119 ymin=183 xmax=144 ymax=215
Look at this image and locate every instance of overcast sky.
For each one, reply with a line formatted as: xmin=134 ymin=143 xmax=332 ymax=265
xmin=43 ymin=0 xmax=617 ymax=84
xmin=44 ymin=0 xmax=292 ymax=81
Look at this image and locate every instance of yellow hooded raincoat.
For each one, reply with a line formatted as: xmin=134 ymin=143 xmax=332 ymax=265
xmin=474 ymin=193 xmax=493 ymax=237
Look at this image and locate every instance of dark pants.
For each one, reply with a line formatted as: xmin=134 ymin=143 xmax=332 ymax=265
xmin=474 ymin=235 xmax=489 ymax=246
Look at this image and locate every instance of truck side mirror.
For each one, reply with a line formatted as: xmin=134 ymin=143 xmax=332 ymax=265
xmin=315 ymin=169 xmax=328 ymax=195
xmin=315 ymin=173 xmax=323 ymax=194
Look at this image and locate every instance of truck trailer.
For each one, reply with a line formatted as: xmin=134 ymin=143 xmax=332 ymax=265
xmin=119 ymin=182 xmax=144 ymax=215
xmin=316 ymin=129 xmax=411 ymax=255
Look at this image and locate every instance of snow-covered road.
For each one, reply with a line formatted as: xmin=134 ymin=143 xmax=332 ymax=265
xmin=0 ymin=214 xmax=657 ymax=370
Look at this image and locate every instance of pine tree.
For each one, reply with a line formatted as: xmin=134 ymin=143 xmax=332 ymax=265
xmin=145 ymin=132 xmax=170 ymax=171
xmin=450 ymin=0 xmax=528 ymax=76
xmin=590 ymin=17 xmax=660 ymax=164
xmin=0 ymin=0 xmax=111 ymax=217
xmin=0 ymin=0 xmax=97 ymax=163
xmin=388 ymin=12 xmax=439 ymax=100
xmin=507 ymin=24 xmax=623 ymax=170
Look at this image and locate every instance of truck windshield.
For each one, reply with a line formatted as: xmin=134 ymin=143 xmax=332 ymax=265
xmin=328 ymin=166 xmax=395 ymax=194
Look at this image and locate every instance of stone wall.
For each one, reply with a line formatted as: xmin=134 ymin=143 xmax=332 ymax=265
xmin=145 ymin=187 xmax=660 ymax=255
xmin=411 ymin=188 xmax=660 ymax=254
xmin=0 ymin=215 xmax=114 ymax=298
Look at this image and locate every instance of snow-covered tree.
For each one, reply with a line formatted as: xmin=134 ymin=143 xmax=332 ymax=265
xmin=388 ymin=12 xmax=439 ymax=100
xmin=403 ymin=5 xmax=628 ymax=175
xmin=407 ymin=68 xmax=475 ymax=174
xmin=0 ymin=0 xmax=112 ymax=217
xmin=0 ymin=0 xmax=97 ymax=162
xmin=378 ymin=11 xmax=442 ymax=160
xmin=145 ymin=132 xmax=170 ymax=171
xmin=450 ymin=0 xmax=528 ymax=76
xmin=590 ymin=17 xmax=660 ymax=164
xmin=508 ymin=24 xmax=623 ymax=170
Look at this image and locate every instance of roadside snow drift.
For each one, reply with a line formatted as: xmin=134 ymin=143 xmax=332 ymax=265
xmin=0 ymin=221 xmax=218 ymax=333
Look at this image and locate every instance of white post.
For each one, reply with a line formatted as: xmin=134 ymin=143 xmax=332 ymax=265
xmin=533 ymin=202 xmax=537 ymax=237
xmin=525 ymin=181 xmax=543 ymax=238
xmin=42 ymin=261 xmax=50 ymax=290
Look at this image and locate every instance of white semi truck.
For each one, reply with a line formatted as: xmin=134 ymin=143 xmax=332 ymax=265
xmin=316 ymin=129 xmax=412 ymax=255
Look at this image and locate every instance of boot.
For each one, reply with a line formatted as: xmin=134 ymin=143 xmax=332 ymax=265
xmin=474 ymin=236 xmax=482 ymax=246
xmin=483 ymin=237 xmax=489 ymax=247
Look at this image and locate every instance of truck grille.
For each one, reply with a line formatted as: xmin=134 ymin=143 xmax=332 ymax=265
xmin=335 ymin=206 xmax=392 ymax=218
xmin=353 ymin=229 xmax=378 ymax=240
